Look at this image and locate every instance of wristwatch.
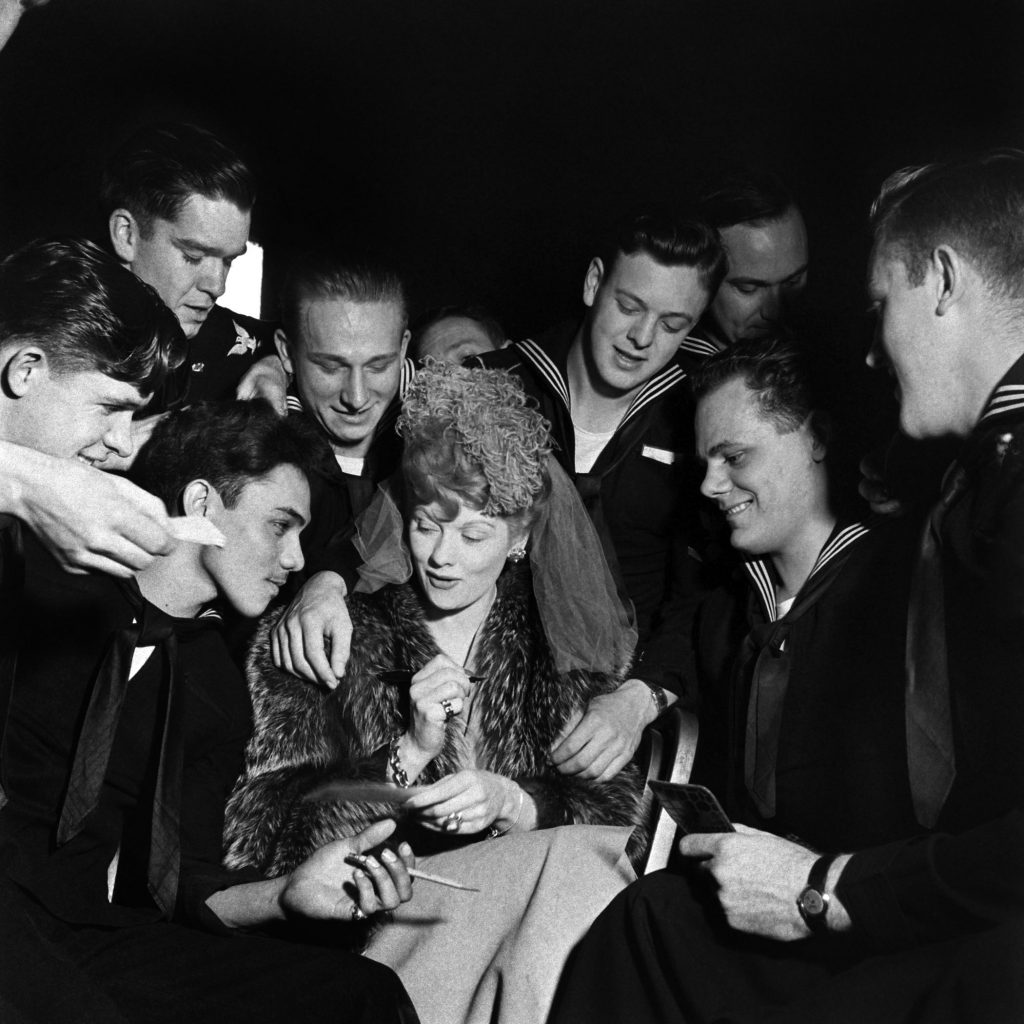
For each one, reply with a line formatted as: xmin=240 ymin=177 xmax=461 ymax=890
xmin=796 ymin=853 xmax=835 ymax=935
xmin=642 ymin=680 xmax=668 ymax=717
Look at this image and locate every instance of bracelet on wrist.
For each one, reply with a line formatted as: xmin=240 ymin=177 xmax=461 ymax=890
xmin=388 ymin=734 xmax=410 ymax=788
xmin=488 ymin=784 xmax=525 ymax=839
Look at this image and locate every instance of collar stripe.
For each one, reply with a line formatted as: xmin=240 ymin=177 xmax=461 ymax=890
xmin=516 ymin=339 xmax=571 ymax=408
xmin=743 ymin=559 xmax=777 ymax=620
xmin=680 ymin=335 xmax=721 ymax=358
xmin=621 ymin=365 xmax=689 ymax=426
xmin=980 ymin=384 xmax=1024 ymax=424
xmin=742 ymin=519 xmax=874 ymax=622
xmin=399 ymin=357 xmax=416 ymax=398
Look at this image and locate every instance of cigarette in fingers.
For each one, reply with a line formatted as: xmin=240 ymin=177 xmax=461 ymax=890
xmin=344 ymin=853 xmax=479 ymax=892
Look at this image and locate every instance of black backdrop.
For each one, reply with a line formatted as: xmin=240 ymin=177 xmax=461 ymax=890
xmin=1 ymin=0 xmax=1022 ymax=337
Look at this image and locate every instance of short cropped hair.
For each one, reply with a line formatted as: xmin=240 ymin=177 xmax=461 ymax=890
xmin=599 ymin=210 xmax=727 ymax=295
xmin=410 ymin=304 xmax=505 ymax=356
xmin=130 ymin=399 xmax=322 ymax=511
xmin=870 ymin=148 xmax=1024 ymax=299
xmin=699 ymin=170 xmax=797 ymax=231
xmin=99 ymin=122 xmax=256 ymax=232
xmin=0 ymin=236 xmax=183 ymax=395
xmin=280 ymin=250 xmax=409 ymax=345
xmin=691 ymin=334 xmax=821 ymax=438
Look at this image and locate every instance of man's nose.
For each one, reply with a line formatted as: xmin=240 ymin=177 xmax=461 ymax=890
xmin=626 ymin=314 xmax=656 ymax=349
xmin=196 ymin=259 xmax=229 ymax=301
xmin=757 ymin=286 xmax=783 ymax=325
xmin=700 ymin=461 xmax=729 ymax=499
xmin=105 ymin=412 xmax=134 ymax=459
xmin=281 ymin=532 xmax=304 ymax=574
xmin=340 ymin=369 xmax=367 ymax=410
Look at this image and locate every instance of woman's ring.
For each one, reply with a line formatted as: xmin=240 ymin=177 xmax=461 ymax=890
xmin=441 ymin=698 xmax=456 ymax=721
xmin=443 ymin=812 xmax=463 ymax=833
xmin=351 ymin=904 xmax=368 ymax=921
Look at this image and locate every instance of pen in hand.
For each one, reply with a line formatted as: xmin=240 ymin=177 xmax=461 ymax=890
xmin=378 ymin=670 xmax=484 ymax=686
xmin=344 ymin=853 xmax=479 ymax=892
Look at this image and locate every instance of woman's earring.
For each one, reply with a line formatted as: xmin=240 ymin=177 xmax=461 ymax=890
xmin=508 ymin=546 xmax=526 ymax=564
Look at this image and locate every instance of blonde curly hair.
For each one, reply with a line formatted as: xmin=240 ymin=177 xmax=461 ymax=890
xmin=397 ymin=361 xmax=553 ymax=520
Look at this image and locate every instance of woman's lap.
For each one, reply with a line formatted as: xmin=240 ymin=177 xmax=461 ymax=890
xmin=363 ymin=824 xmax=635 ymax=1024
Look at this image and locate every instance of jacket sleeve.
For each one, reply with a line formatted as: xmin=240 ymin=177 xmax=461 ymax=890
xmin=630 ymin=527 xmax=706 ymax=704
xmin=836 ymin=809 xmax=1024 ymax=951
xmin=837 ymin=438 xmax=1024 ymax=951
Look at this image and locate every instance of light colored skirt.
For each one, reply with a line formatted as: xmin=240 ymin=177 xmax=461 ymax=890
xmin=363 ymin=824 xmax=635 ymax=1024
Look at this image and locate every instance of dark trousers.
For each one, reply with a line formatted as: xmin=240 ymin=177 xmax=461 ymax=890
xmin=0 ymin=876 xmax=418 ymax=1024
xmin=548 ymin=869 xmax=1024 ymax=1024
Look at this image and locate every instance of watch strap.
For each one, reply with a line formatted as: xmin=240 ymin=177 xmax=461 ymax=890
xmin=797 ymin=853 xmax=836 ymax=935
xmin=807 ymin=852 xmax=834 ymax=893
xmin=643 ymin=680 xmax=668 ymax=717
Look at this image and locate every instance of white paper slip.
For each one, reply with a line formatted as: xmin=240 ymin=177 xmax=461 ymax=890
xmin=167 ymin=517 xmax=226 ymax=547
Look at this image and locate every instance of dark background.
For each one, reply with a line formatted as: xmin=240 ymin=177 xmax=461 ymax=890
xmin=1 ymin=0 xmax=1022 ymax=338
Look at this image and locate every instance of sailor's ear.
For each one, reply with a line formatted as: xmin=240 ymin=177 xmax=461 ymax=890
xmin=2 ymin=344 xmax=48 ymax=399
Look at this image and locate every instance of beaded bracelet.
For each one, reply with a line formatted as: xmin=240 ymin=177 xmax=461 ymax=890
xmin=388 ymin=734 xmax=410 ymax=788
xmin=488 ymin=784 xmax=525 ymax=839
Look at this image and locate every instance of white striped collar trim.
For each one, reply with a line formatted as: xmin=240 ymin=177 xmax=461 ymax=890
xmin=680 ymin=334 xmax=721 ymax=358
xmin=621 ymin=364 xmax=688 ymax=425
xmin=980 ymin=384 xmax=1024 ymax=424
xmin=516 ymin=339 xmax=571 ymax=408
xmin=742 ymin=520 xmax=874 ymax=622
xmin=743 ymin=558 xmax=777 ymax=620
xmin=514 ymin=339 xmax=689 ymax=422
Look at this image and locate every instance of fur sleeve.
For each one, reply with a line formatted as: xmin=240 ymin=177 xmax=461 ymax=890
xmin=223 ymin=598 xmax=414 ymax=877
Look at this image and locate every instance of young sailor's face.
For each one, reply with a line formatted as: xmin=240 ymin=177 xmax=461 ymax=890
xmin=697 ymin=376 xmax=825 ymax=560
xmin=202 ymin=464 xmax=310 ymax=618
xmin=9 ymin=364 xmax=147 ymax=464
xmin=582 ymin=252 xmax=709 ymax=396
xmin=278 ymin=295 xmax=409 ymax=457
xmin=121 ymin=194 xmax=250 ymax=340
xmin=710 ymin=207 xmax=808 ymax=345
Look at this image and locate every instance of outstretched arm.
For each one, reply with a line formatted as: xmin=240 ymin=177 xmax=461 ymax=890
xmin=0 ymin=439 xmax=174 ymax=577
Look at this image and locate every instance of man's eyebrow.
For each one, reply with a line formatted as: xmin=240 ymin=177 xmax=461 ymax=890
xmin=275 ymin=506 xmax=307 ymax=528
xmin=729 ymin=263 xmax=809 ymax=287
xmin=705 ymin=439 xmax=739 ymax=458
xmin=173 ymin=236 xmax=247 ymax=260
xmin=308 ymin=350 xmax=397 ymax=366
xmin=103 ymin=395 xmax=147 ymax=412
xmin=614 ymin=288 xmax=648 ymax=309
xmin=615 ymin=288 xmax=693 ymax=321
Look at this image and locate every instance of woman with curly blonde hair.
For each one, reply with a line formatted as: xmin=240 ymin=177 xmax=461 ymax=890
xmin=225 ymin=363 xmax=644 ymax=1024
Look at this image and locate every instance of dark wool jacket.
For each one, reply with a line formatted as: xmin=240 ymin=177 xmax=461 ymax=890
xmin=224 ymin=563 xmax=646 ymax=879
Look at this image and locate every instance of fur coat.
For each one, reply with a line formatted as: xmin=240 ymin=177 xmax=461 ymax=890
xmin=223 ymin=563 xmax=646 ymax=878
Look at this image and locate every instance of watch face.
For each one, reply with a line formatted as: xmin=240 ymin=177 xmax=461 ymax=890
xmin=798 ymin=887 xmax=826 ymax=917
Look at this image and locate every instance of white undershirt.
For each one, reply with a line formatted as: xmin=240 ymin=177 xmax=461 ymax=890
xmin=775 ymin=596 xmax=796 ymax=619
xmin=574 ymin=425 xmax=615 ymax=474
xmin=335 ymin=454 xmax=366 ymax=477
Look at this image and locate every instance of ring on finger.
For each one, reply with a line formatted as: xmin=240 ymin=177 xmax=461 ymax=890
xmin=351 ymin=904 xmax=368 ymax=921
xmin=443 ymin=811 xmax=463 ymax=833
xmin=440 ymin=698 xmax=456 ymax=722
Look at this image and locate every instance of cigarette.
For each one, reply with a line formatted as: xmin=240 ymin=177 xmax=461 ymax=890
xmin=344 ymin=853 xmax=479 ymax=892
